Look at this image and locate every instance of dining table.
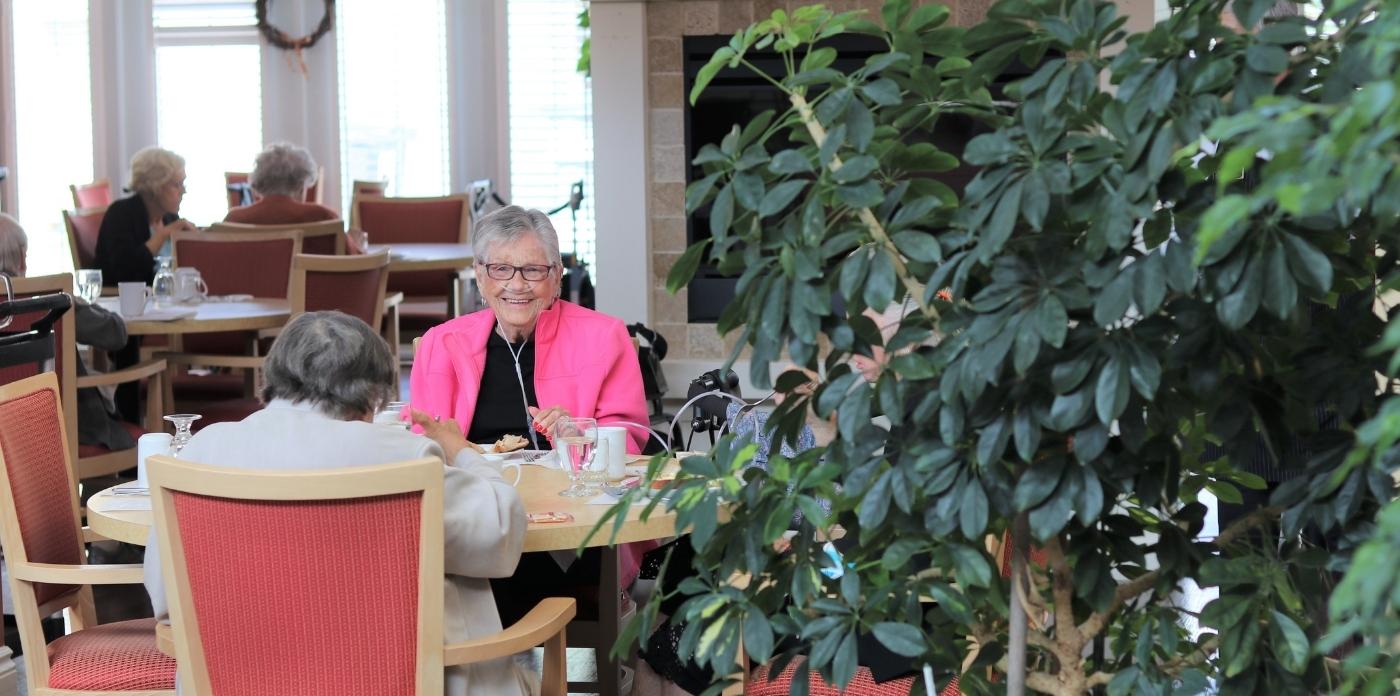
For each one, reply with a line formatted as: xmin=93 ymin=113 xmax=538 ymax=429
xmin=95 ymin=297 xmax=291 ymax=336
xmin=367 ymin=243 xmax=475 ymax=317
xmin=86 ymin=456 xmax=684 ymax=696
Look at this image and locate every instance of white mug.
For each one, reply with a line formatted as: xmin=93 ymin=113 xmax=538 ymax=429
xmin=595 ymin=426 xmax=629 ymax=481
xmin=117 ymin=282 xmax=147 ymax=316
xmin=175 ymin=268 xmax=208 ymax=303
xmin=482 ymin=454 xmax=523 ymax=486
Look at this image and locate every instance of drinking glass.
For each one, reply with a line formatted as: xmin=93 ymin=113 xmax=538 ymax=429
xmin=374 ymin=401 xmax=410 ymax=429
xmin=164 ymin=413 xmax=202 ymax=456
xmin=75 ymin=269 xmax=102 ymax=303
xmin=152 ymin=257 xmax=176 ymax=308
xmin=554 ymin=416 xmax=598 ymax=497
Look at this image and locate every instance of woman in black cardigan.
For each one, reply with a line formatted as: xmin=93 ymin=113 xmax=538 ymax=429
xmin=95 ymin=146 xmax=197 ymax=284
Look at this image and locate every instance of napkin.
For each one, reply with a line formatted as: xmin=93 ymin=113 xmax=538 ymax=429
xmin=136 ymin=433 xmax=172 ymax=487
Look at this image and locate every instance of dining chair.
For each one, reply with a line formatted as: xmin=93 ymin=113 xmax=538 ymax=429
xmin=305 ymin=165 xmax=326 ymax=205
xmin=224 ymin=171 xmax=255 ymax=209
xmin=165 ymin=230 xmax=302 ymax=411
xmin=70 ymin=178 xmax=113 ymax=209
xmin=0 ymin=372 xmax=177 ymax=695
xmin=290 ymin=251 xmax=398 ymax=392
xmin=147 ymin=455 xmax=575 ymax=696
xmin=349 ymin=179 xmax=388 ymax=204
xmin=350 ymin=194 xmax=470 ymax=323
xmin=748 ymin=658 xmax=961 ymax=696
xmin=3 ymin=274 xmax=167 ymax=485
xmin=64 ymin=206 xmax=109 ymax=271
xmin=207 ymin=219 xmax=346 ymax=255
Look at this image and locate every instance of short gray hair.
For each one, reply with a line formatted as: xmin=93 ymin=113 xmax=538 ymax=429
xmin=250 ymin=143 xmax=318 ymax=197
xmin=472 ymin=205 xmax=562 ymax=267
xmin=0 ymin=214 xmax=26 ymax=277
xmin=260 ymin=311 xmax=396 ymax=420
xmin=127 ymin=146 xmax=185 ymax=194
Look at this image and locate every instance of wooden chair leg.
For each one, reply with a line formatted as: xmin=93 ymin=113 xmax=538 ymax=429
xmin=541 ymin=628 xmax=567 ymax=696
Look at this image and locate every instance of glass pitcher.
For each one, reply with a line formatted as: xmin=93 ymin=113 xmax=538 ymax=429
xmin=152 ymin=257 xmax=176 ymax=308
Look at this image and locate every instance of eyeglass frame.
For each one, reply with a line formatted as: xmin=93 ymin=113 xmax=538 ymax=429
xmin=477 ymin=260 xmax=557 ymax=282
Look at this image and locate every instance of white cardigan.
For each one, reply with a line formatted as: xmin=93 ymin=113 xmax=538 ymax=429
xmin=142 ymin=400 xmax=533 ymax=695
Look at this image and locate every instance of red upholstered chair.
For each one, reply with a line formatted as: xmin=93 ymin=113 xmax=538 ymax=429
xmin=3 ymin=274 xmax=166 ymax=485
xmin=207 ymin=219 xmax=346 ymax=256
xmin=748 ymin=658 xmax=960 ymax=696
xmin=70 ymin=178 xmax=113 ymax=209
xmin=350 ymin=194 xmax=470 ymax=323
xmin=290 ymin=250 xmax=398 ymax=391
xmin=0 ymin=372 xmax=176 ymax=695
xmin=305 ymin=165 xmax=326 ymax=205
xmin=147 ymin=455 xmax=576 ymax=696
xmin=64 ymin=206 xmax=109 ymax=272
xmin=224 ymin=171 xmax=255 ymax=209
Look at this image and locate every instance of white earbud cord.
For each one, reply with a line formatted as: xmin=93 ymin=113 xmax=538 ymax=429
xmin=497 ymin=322 xmax=541 ymax=450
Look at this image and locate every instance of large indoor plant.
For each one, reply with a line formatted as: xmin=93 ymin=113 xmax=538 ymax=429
xmin=604 ymin=0 xmax=1399 ymax=693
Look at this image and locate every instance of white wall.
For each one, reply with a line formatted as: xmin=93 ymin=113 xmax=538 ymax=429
xmin=589 ymin=1 xmax=649 ymax=325
xmin=89 ymin=0 xmax=157 ymax=199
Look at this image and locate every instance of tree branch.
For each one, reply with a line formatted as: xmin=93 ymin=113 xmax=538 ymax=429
xmin=1044 ymin=536 xmax=1084 ymax=650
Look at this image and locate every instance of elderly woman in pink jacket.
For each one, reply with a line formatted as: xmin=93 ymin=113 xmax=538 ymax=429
xmin=409 ymin=204 xmax=651 ymax=626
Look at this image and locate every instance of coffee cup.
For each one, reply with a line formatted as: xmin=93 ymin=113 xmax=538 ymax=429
xmin=595 ymin=426 xmax=629 ymax=481
xmin=117 ymin=282 xmax=148 ymax=316
xmin=175 ymin=268 xmax=208 ymax=303
xmin=479 ymin=455 xmax=522 ymax=486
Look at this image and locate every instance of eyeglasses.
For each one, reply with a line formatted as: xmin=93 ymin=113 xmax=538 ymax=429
xmin=480 ymin=262 xmax=553 ymax=282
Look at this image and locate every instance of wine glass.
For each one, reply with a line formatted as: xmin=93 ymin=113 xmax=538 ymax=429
xmin=75 ymin=269 xmax=102 ymax=303
xmin=554 ymin=416 xmax=598 ymax=497
xmin=164 ymin=413 xmax=202 ymax=456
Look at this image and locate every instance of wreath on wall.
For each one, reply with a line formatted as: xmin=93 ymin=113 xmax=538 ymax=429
xmin=255 ymin=0 xmax=334 ymax=52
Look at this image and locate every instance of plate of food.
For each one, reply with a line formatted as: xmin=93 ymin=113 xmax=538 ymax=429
xmin=470 ymin=434 xmax=530 ymax=460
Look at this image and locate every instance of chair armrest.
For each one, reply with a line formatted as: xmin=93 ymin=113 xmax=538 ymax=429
xmin=9 ymin=561 xmax=144 ymax=585
xmin=383 ymin=291 xmax=404 ymax=309
xmin=157 ymin=352 xmax=266 ymax=369
xmin=444 ymin=597 xmax=576 ymax=666
xmin=76 ymin=358 xmax=168 ymax=389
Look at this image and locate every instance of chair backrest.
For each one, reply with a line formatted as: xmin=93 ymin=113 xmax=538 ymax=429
xmin=70 ymin=178 xmax=112 ymax=209
xmin=0 ymin=275 xmax=79 ymax=465
xmin=305 ymin=165 xmax=326 ymax=205
xmin=64 ymin=206 xmax=109 ymax=270
xmin=225 ymin=171 xmax=255 ymax=209
xmin=207 ymin=219 xmax=346 ymax=255
xmin=148 ymin=455 xmax=445 ymax=696
xmin=0 ymin=372 xmax=90 ymax=673
xmin=172 ymin=229 xmax=303 ymax=299
xmin=350 ymin=194 xmax=469 ymax=246
xmin=290 ymin=252 xmax=391 ymax=328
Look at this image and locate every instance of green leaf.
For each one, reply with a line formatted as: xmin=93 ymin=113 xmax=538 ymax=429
xmin=710 ymin=185 xmax=735 ymax=238
xmin=1037 ymin=294 xmax=1068 ymax=348
xmin=1133 ymin=253 xmax=1167 ymax=315
xmin=905 ymin=3 xmax=949 ymax=31
xmin=960 ymin=480 xmax=988 ymax=538
xmin=864 ymin=249 xmax=897 ymax=311
xmin=950 ymin=544 xmax=992 ymax=588
xmin=846 ymin=100 xmax=875 ymax=151
xmin=1246 ymin=44 xmax=1288 ymax=74
xmin=1269 ymin=610 xmax=1309 ymax=675
xmin=769 ymin=149 xmax=814 ymax=175
xmin=1028 ymin=476 xmax=1074 ymax=540
xmin=892 ymin=231 xmax=941 ymax=263
xmin=963 ymin=132 xmax=1017 ymax=166
xmin=1217 ymin=253 xmax=1263 ymax=330
xmin=1280 ymin=233 xmax=1332 ymax=293
xmin=689 ymin=47 xmax=735 ymax=105
xmin=685 ymin=172 xmax=722 ymax=214
xmin=1261 ymin=242 xmax=1296 ymax=319
xmin=858 ymin=470 xmax=893 ymax=527
xmin=1074 ymin=467 xmax=1104 ymax=523
xmin=732 ymin=173 xmax=764 ymax=211
xmin=760 ymin=180 xmax=807 ymax=217
xmin=1194 ymin=195 xmax=1250 ymax=264
xmin=1014 ymin=458 xmax=1064 ymax=512
xmin=838 ymin=248 xmax=872 ymax=302
xmin=1095 ymin=356 xmax=1129 ymax=424
xmin=1013 ymin=408 xmax=1041 ymax=461
xmin=833 ymin=155 xmax=879 ymax=183
xmin=861 ymin=78 xmax=902 ymax=106
xmin=667 ymin=240 xmax=711 ymax=293
xmin=1051 ymin=354 xmax=1093 ymax=394
xmin=1020 ymin=169 xmax=1049 ymax=231
xmin=872 ymin=623 xmax=926 ymax=658
xmin=978 ymin=177 xmax=1023 ymax=260
xmin=1048 ymin=386 xmax=1092 ymax=432
xmin=1092 ymin=270 xmax=1133 ymax=326
xmin=801 ymin=46 xmax=837 ymax=73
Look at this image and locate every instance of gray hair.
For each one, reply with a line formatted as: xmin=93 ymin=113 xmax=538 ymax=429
xmin=260 ymin=311 xmax=396 ymax=420
xmin=127 ymin=146 xmax=185 ymax=194
xmin=0 ymin=214 xmax=26 ymax=277
xmin=472 ymin=205 xmax=562 ymax=267
xmin=250 ymin=143 xmax=318 ymax=197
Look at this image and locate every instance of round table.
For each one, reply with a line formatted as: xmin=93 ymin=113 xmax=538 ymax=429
xmin=95 ymin=298 xmax=291 ymax=336
xmin=86 ymin=462 xmax=677 ymax=552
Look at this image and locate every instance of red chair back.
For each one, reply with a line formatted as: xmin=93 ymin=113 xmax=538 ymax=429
xmin=0 ymin=375 xmax=82 ymax=608
xmin=64 ymin=206 xmax=108 ymax=270
xmin=292 ymin=252 xmax=390 ymax=328
xmin=0 ymin=275 xmax=79 ymax=461
xmin=207 ymin=220 xmax=344 ymax=256
xmin=352 ymin=195 xmax=468 ymax=297
xmin=70 ymin=179 xmax=112 ymax=209
xmin=171 ymin=491 xmax=423 ymax=694
xmin=749 ymin=658 xmax=960 ymax=696
xmin=172 ymin=230 xmax=301 ymax=299
xmin=225 ymin=171 xmax=254 ymax=209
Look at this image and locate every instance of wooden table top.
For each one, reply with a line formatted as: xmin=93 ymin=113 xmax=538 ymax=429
xmin=368 ymin=243 xmax=474 ymax=273
xmin=87 ymin=459 xmax=682 ymax=553
xmin=96 ymin=297 xmax=290 ymax=336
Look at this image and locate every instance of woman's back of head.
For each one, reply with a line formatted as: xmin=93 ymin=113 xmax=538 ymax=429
xmin=261 ymin=311 xmax=396 ymax=420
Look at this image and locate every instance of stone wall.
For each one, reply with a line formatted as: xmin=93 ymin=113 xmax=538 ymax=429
xmin=645 ymin=0 xmax=995 ymax=361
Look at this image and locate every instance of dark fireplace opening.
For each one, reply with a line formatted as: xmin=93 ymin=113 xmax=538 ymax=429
xmin=681 ymin=34 xmax=1034 ymax=323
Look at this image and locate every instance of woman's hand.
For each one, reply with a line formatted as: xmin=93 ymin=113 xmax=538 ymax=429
xmin=411 ymin=409 xmax=471 ymax=462
xmin=527 ymin=405 xmax=572 ymax=441
xmin=146 ymin=218 xmax=197 ymax=254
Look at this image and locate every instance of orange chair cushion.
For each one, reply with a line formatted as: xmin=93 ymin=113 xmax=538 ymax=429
xmin=77 ymin=421 xmax=146 ymax=459
xmin=749 ymin=658 xmax=960 ymax=696
xmin=46 ymin=618 xmax=177 ymax=691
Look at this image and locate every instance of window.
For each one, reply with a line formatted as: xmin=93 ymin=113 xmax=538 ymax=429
xmin=507 ymin=0 xmax=596 ymax=271
xmin=337 ymin=0 xmax=450 ymax=203
xmin=153 ymin=1 xmax=262 ymax=226
xmin=11 ymin=0 xmax=93 ymax=275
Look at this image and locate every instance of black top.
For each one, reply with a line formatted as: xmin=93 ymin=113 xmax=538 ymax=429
xmin=468 ymin=330 xmax=539 ymax=447
xmin=95 ymin=195 xmax=175 ymax=285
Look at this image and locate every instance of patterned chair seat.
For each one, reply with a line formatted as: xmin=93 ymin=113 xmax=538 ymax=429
xmin=46 ymin=618 xmax=177 ymax=691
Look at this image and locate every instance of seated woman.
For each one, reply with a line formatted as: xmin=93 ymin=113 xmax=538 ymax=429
xmin=410 ymin=205 xmax=650 ymax=622
xmin=143 ymin=311 xmax=534 ymax=695
xmin=95 ymin=146 xmax=197 ymax=285
xmin=223 ymin=142 xmax=339 ymax=227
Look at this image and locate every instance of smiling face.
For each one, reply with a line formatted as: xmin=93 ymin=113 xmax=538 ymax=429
xmin=478 ymin=232 xmax=561 ymax=340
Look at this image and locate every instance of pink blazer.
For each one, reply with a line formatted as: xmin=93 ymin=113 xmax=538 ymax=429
xmin=410 ymin=300 xmax=651 ymax=453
